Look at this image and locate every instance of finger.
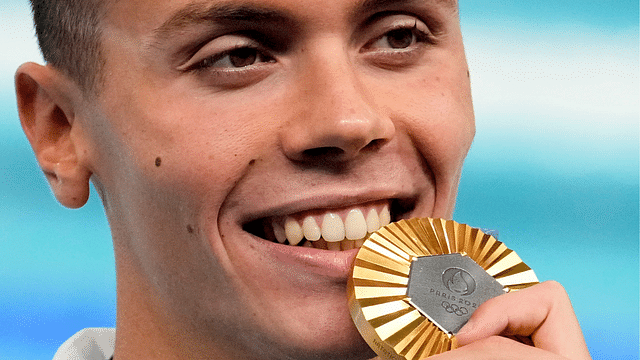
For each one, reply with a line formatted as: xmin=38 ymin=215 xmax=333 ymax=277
xmin=455 ymin=281 xmax=591 ymax=360
xmin=431 ymin=336 xmax=567 ymax=360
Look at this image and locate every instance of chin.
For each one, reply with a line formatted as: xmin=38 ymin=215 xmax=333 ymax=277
xmin=255 ymin=297 xmax=377 ymax=360
xmin=285 ymin=328 xmax=376 ymax=360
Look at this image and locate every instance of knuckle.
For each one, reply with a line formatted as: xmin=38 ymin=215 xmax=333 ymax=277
xmin=541 ymin=280 xmax=567 ymax=295
xmin=540 ymin=280 xmax=571 ymax=303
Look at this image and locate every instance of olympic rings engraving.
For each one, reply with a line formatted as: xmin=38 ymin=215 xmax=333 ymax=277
xmin=441 ymin=301 xmax=469 ymax=316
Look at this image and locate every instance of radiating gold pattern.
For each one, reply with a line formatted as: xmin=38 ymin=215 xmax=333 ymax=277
xmin=347 ymin=218 xmax=539 ymax=360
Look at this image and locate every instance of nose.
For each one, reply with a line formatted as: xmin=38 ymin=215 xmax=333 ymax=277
xmin=280 ymin=45 xmax=395 ymax=163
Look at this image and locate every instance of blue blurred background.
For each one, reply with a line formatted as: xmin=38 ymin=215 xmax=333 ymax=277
xmin=1 ymin=0 xmax=638 ymax=359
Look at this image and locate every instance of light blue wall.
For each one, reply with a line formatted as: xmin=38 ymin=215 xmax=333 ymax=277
xmin=456 ymin=2 xmax=638 ymax=358
xmin=1 ymin=0 xmax=638 ymax=358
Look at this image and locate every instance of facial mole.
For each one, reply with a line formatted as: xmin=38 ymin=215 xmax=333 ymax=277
xmin=248 ymin=159 xmax=256 ymax=166
xmin=187 ymin=224 xmax=194 ymax=234
xmin=155 ymin=157 xmax=162 ymax=167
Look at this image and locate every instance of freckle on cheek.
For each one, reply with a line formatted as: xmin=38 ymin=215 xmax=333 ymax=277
xmin=155 ymin=157 xmax=162 ymax=167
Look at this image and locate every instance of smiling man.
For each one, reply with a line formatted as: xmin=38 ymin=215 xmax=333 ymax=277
xmin=16 ymin=0 xmax=591 ymax=359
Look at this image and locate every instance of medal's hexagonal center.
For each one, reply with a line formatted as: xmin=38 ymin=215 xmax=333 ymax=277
xmin=406 ymin=253 xmax=505 ymax=334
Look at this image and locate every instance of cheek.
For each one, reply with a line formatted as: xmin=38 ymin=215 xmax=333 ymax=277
xmin=368 ymin=65 xmax=474 ymax=216
xmin=89 ymin=80 xmax=275 ymax=244
xmin=85 ymin=85 xmax=288 ymax=319
xmin=377 ymin=71 xmax=474 ymax=165
xmin=101 ymin=90 xmax=274 ymax=205
xmin=95 ymin=56 xmax=289 ymax=207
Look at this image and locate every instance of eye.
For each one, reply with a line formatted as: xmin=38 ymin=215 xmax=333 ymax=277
xmin=367 ymin=19 xmax=434 ymax=51
xmin=361 ymin=15 xmax=436 ymax=68
xmin=195 ymin=46 xmax=275 ymax=70
xmin=374 ymin=26 xmax=422 ymax=50
xmin=180 ymin=34 xmax=278 ymax=88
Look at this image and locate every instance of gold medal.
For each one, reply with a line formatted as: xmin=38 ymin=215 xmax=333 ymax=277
xmin=347 ymin=218 xmax=539 ymax=359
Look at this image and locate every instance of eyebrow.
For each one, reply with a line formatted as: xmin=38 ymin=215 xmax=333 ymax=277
xmin=153 ymin=0 xmax=458 ymax=40
xmin=152 ymin=2 xmax=295 ymax=40
xmin=354 ymin=0 xmax=457 ymax=18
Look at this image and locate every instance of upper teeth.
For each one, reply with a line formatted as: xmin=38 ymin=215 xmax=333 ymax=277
xmin=275 ymin=206 xmax=390 ymax=246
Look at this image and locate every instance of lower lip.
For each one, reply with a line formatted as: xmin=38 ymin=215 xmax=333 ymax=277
xmin=251 ymin=234 xmax=360 ymax=281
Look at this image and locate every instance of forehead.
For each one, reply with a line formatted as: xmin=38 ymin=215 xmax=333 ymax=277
xmin=104 ymin=0 xmax=458 ymax=35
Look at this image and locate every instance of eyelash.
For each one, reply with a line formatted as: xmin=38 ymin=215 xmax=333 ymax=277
xmin=190 ymin=45 xmax=274 ymax=72
xmin=366 ymin=20 xmax=436 ymax=51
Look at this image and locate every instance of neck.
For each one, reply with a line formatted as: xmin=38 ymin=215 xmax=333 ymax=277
xmin=111 ymin=243 xmax=244 ymax=359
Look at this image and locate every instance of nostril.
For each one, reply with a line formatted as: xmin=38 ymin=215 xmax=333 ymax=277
xmin=363 ymin=138 xmax=385 ymax=152
xmin=302 ymin=147 xmax=345 ymax=159
xmin=301 ymin=138 xmax=387 ymax=161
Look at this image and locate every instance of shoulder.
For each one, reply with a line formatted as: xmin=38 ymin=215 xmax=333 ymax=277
xmin=52 ymin=328 xmax=115 ymax=360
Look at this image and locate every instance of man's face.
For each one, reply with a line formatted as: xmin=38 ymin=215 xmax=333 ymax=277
xmin=80 ymin=0 xmax=474 ymax=357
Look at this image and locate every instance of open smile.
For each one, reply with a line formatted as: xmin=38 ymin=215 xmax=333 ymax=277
xmin=243 ymin=197 xmax=416 ymax=251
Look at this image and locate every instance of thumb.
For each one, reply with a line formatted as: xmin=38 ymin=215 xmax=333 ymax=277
xmin=455 ymin=281 xmax=591 ymax=360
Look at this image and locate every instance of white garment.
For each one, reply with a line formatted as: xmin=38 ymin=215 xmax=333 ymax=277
xmin=52 ymin=328 xmax=116 ymax=360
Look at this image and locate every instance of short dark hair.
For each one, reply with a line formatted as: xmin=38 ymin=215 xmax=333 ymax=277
xmin=30 ymin=0 xmax=106 ymax=92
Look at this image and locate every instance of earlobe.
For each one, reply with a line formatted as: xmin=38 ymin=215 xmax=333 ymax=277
xmin=15 ymin=62 xmax=91 ymax=209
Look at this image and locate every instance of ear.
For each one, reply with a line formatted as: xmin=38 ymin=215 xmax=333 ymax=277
xmin=15 ymin=63 xmax=91 ymax=209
